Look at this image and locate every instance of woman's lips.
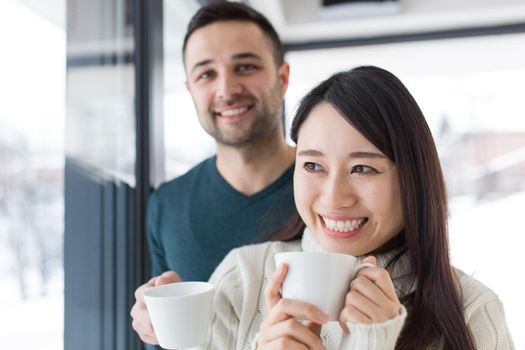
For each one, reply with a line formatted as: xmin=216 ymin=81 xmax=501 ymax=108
xmin=320 ymin=215 xmax=368 ymax=239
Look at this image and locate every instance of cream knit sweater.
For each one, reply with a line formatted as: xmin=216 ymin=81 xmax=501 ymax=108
xmin=193 ymin=229 xmax=514 ymax=350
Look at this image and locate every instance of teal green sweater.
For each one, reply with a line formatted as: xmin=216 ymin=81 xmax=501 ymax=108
xmin=146 ymin=156 xmax=296 ymax=282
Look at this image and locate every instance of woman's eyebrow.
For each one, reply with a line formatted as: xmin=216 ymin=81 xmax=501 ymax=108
xmin=297 ymin=149 xmax=385 ymax=159
xmin=349 ymin=151 xmax=386 ymax=159
xmin=297 ymin=149 xmax=323 ymax=157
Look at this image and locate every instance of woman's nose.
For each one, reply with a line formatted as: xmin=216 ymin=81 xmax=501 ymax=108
xmin=320 ymin=173 xmax=358 ymax=210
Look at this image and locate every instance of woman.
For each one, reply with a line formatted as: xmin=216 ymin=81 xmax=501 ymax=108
xmin=202 ymin=66 xmax=514 ymax=350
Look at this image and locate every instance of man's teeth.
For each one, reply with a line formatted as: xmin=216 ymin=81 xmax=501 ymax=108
xmin=220 ymin=106 xmax=248 ymax=117
xmin=323 ymin=217 xmax=366 ymax=232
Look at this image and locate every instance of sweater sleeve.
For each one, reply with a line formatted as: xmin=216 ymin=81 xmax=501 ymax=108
xmin=467 ymin=298 xmax=515 ymax=350
xmin=192 ymin=245 xmax=262 ymax=350
xmin=191 ymin=250 xmax=242 ymax=350
xmin=192 ymin=242 xmax=275 ymax=350
xmin=338 ymin=305 xmax=407 ymax=350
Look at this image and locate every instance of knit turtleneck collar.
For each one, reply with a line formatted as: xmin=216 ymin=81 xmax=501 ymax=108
xmin=300 ymin=226 xmax=329 ymax=253
xmin=300 ymin=227 xmax=413 ymax=289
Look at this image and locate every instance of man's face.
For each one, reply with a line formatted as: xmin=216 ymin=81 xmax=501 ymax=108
xmin=184 ymin=21 xmax=289 ymax=147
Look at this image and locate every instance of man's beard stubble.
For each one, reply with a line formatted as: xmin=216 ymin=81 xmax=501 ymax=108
xmin=204 ymin=91 xmax=283 ymax=148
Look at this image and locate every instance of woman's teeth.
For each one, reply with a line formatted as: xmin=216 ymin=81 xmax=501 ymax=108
xmin=323 ymin=217 xmax=366 ymax=232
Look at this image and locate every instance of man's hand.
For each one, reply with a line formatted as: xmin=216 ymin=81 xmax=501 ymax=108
xmin=130 ymin=271 xmax=182 ymax=344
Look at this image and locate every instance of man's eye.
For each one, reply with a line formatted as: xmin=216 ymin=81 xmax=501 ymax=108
xmin=196 ymin=71 xmax=214 ymax=81
xmin=350 ymin=165 xmax=377 ymax=175
xmin=237 ymin=64 xmax=255 ymax=73
xmin=304 ymin=162 xmax=323 ymax=172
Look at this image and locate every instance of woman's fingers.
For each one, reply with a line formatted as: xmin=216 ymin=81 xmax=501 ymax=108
xmin=260 ymin=298 xmax=329 ymax=330
xmin=260 ymin=337 xmax=309 ymax=350
xmin=362 ymin=255 xmax=377 ymax=266
xmin=355 ymin=258 xmax=398 ymax=302
xmin=339 ymin=303 xmax=373 ymax=324
xmin=350 ymin=276 xmax=400 ymax=319
xmin=338 ymin=255 xmax=401 ymax=327
xmin=350 ymin=275 xmax=392 ymax=308
xmin=265 ymin=263 xmax=288 ymax=310
xmin=260 ymin=265 xmax=327 ymax=349
xmin=257 ymin=302 xmax=327 ymax=350
xmin=257 ymin=318 xmax=325 ymax=350
xmin=344 ymin=289 xmax=388 ymax=322
xmin=305 ymin=321 xmax=322 ymax=338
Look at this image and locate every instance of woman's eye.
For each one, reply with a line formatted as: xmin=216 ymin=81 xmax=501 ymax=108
xmin=351 ymin=165 xmax=377 ymax=175
xmin=304 ymin=162 xmax=323 ymax=172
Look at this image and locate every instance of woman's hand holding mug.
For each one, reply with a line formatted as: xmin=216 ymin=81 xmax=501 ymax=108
xmin=257 ymin=263 xmax=328 ymax=350
xmin=338 ymin=256 xmax=402 ymax=333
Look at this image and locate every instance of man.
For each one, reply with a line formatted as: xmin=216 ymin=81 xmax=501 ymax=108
xmin=131 ymin=2 xmax=296 ymax=346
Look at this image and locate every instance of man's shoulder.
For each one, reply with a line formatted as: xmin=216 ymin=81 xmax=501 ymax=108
xmin=153 ymin=156 xmax=215 ymax=197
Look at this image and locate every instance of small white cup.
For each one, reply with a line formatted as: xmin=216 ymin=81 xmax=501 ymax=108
xmin=274 ymin=251 xmax=372 ymax=321
xmin=143 ymin=281 xmax=214 ymax=349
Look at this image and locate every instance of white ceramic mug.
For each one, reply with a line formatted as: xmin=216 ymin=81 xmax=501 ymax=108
xmin=274 ymin=251 xmax=372 ymax=321
xmin=143 ymin=281 xmax=214 ymax=349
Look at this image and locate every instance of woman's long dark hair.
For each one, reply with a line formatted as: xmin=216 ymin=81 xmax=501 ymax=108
xmin=286 ymin=66 xmax=475 ymax=349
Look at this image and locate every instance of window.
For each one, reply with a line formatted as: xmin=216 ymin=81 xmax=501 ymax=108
xmin=0 ymin=1 xmax=65 ymax=349
xmin=163 ymin=1 xmax=213 ymax=181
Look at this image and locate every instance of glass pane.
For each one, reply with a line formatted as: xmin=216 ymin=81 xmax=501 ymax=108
xmin=163 ymin=0 xmax=215 ymax=180
xmin=286 ymin=33 xmax=525 ymax=348
xmin=0 ymin=1 xmax=65 ymax=349
xmin=66 ymin=0 xmax=135 ymax=184
xmin=64 ymin=0 xmax=138 ymax=347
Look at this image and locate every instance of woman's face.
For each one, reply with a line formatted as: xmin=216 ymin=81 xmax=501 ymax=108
xmin=294 ymin=103 xmax=404 ymax=256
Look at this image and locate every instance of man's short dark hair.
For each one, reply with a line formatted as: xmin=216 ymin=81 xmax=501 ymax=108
xmin=182 ymin=1 xmax=284 ymax=66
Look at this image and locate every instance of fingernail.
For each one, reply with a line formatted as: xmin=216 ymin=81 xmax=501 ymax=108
xmin=317 ymin=311 xmax=330 ymax=323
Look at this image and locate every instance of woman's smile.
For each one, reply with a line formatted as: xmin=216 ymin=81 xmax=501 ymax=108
xmin=319 ymin=214 xmax=368 ymax=238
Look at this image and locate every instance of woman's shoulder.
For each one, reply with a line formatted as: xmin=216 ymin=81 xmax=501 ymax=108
xmin=454 ymin=269 xmax=515 ymax=348
xmin=454 ymin=268 xmax=501 ymax=318
xmin=210 ymin=240 xmax=302 ymax=284
xmin=235 ymin=239 xmax=302 ymax=257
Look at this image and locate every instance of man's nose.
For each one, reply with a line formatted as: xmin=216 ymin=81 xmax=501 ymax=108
xmin=216 ymin=73 xmax=242 ymax=100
